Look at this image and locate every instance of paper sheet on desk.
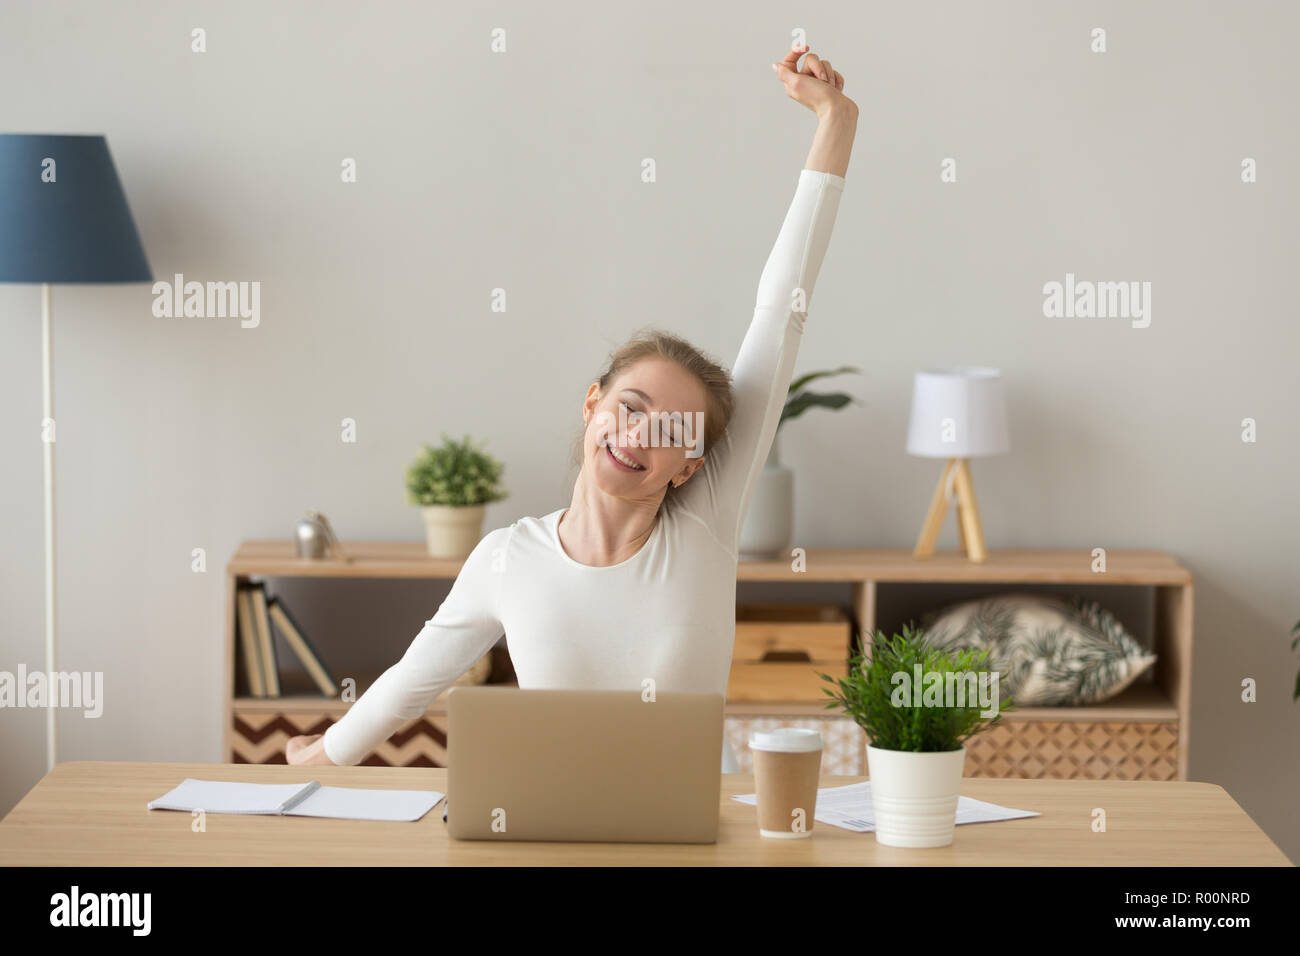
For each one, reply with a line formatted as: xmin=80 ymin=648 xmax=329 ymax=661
xmin=285 ymin=785 xmax=445 ymax=822
xmin=732 ymin=781 xmax=1040 ymax=833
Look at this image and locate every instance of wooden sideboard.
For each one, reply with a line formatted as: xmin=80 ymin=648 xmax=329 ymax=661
xmin=224 ymin=542 xmax=1192 ymax=780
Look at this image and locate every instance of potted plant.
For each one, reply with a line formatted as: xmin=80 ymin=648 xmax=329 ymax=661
xmin=739 ymin=365 xmax=861 ymax=560
xmin=819 ymin=623 xmax=1014 ymax=847
xmin=405 ymin=433 xmax=508 ymax=558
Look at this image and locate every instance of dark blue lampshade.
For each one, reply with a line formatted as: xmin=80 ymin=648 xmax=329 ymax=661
xmin=0 ymin=133 xmax=151 ymax=283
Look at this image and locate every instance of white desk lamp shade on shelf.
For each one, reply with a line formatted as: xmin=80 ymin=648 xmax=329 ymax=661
xmin=905 ymin=367 xmax=1009 ymax=459
xmin=905 ymin=367 xmax=1009 ymax=562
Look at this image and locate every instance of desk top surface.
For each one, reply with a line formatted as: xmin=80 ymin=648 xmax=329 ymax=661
xmin=0 ymin=761 xmax=1287 ymax=866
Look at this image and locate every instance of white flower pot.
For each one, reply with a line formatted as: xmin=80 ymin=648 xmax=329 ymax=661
xmin=866 ymin=744 xmax=966 ymax=848
xmin=739 ymin=433 xmax=793 ymax=560
xmin=420 ymin=504 xmax=486 ymax=559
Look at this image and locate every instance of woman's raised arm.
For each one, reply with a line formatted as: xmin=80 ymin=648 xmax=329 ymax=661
xmin=672 ymin=47 xmax=857 ymax=556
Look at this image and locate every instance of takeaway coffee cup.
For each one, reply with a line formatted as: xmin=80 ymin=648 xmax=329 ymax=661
xmin=750 ymin=727 xmax=823 ymax=838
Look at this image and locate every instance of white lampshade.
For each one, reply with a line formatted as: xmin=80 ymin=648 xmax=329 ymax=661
xmin=905 ymin=367 xmax=1009 ymax=458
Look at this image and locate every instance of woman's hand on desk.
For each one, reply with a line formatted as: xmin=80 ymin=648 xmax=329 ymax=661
xmin=286 ymin=733 xmax=337 ymax=766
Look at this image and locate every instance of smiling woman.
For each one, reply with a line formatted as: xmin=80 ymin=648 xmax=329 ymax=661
xmin=569 ymin=330 xmax=733 ymax=499
xmin=285 ymin=44 xmax=858 ymax=771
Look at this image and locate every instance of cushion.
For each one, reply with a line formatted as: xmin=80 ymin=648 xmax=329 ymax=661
xmin=917 ymin=593 xmax=1156 ymax=706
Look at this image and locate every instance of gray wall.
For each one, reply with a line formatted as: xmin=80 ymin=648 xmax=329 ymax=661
xmin=2 ymin=0 xmax=1297 ymax=860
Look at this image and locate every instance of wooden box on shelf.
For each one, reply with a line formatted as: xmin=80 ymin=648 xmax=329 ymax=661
xmin=727 ymin=603 xmax=850 ymax=702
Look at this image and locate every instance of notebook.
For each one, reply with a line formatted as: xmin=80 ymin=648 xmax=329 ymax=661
xmin=147 ymin=778 xmax=444 ymax=822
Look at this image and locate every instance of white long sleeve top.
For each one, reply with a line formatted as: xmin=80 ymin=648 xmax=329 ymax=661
xmin=322 ymin=167 xmax=846 ymax=769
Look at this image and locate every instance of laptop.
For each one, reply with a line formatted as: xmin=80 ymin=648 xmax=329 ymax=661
xmin=445 ymin=686 xmax=723 ymax=844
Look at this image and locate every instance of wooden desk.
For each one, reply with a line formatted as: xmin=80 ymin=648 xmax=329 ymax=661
xmin=0 ymin=762 xmax=1289 ymax=866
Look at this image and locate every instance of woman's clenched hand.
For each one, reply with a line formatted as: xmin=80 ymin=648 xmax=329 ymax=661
xmin=772 ymin=44 xmax=857 ymax=119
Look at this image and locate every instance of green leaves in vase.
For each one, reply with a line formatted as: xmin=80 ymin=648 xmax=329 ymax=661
xmin=780 ymin=365 xmax=862 ymax=431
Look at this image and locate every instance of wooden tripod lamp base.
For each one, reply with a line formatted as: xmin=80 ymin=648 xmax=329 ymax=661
xmin=913 ymin=458 xmax=988 ymax=562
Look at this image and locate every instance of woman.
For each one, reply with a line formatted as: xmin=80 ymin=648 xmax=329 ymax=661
xmin=287 ymin=45 xmax=857 ymax=769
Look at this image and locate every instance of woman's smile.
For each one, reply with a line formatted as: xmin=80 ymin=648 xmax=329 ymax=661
xmin=603 ymin=439 xmax=646 ymax=471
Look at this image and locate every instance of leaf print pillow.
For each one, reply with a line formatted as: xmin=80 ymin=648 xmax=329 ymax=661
xmin=917 ymin=593 xmax=1156 ymax=706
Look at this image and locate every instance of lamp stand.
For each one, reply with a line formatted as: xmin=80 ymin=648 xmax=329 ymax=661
xmin=913 ymin=457 xmax=988 ymax=563
xmin=42 ymin=283 xmax=58 ymax=770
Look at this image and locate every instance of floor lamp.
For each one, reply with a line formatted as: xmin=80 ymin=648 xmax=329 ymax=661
xmin=906 ymin=367 xmax=1009 ymax=563
xmin=0 ymin=134 xmax=152 ymax=771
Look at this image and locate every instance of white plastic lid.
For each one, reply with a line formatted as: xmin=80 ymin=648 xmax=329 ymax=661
xmin=749 ymin=727 xmax=823 ymax=753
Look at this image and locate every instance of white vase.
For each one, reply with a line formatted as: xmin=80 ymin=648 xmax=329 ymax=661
xmin=738 ymin=432 xmax=793 ymax=560
xmin=866 ymin=745 xmax=967 ymax=848
xmin=420 ymin=504 xmax=486 ymax=558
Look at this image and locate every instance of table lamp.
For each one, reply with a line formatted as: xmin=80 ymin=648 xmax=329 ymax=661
xmin=905 ymin=367 xmax=1008 ymax=563
xmin=1 ymin=134 xmax=152 ymax=770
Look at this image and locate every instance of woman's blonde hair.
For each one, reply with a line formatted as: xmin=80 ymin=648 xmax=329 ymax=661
xmin=570 ymin=327 xmax=735 ymax=503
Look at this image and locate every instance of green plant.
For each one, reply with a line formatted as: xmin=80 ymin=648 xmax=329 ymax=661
xmin=779 ymin=365 xmax=861 ymax=431
xmin=405 ymin=432 xmax=508 ymax=508
xmin=818 ymin=623 xmax=1015 ymax=752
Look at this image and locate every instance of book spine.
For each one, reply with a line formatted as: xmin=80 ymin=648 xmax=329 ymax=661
xmin=236 ymin=587 xmax=266 ymax=698
xmin=269 ymin=601 xmax=338 ymax=697
xmin=253 ymin=585 xmax=280 ymax=697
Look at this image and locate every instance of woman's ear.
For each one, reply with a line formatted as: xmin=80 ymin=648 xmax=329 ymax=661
xmin=582 ymin=382 xmax=603 ymax=426
xmin=673 ymin=454 xmax=707 ymax=487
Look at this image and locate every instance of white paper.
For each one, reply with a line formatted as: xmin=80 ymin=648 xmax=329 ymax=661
xmin=147 ymin=779 xmax=310 ymax=815
xmin=147 ymin=778 xmax=445 ymax=822
xmin=289 ymin=785 xmax=444 ymax=822
xmin=732 ymin=781 xmax=1040 ymax=833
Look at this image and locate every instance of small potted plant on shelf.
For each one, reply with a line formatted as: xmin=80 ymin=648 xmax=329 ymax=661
xmin=739 ymin=365 xmax=861 ymax=560
xmin=405 ymin=432 xmax=508 ymax=558
xmin=819 ymin=623 xmax=1014 ymax=847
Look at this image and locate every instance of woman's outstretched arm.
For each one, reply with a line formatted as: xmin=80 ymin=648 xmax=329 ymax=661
xmin=285 ymin=525 xmax=512 ymax=766
xmin=674 ymin=46 xmax=857 ymax=556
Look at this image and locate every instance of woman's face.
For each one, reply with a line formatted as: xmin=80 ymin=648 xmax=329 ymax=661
xmin=582 ymin=357 xmax=709 ymax=498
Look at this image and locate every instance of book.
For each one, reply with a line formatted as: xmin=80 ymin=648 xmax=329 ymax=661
xmin=235 ymin=587 xmax=265 ymax=698
xmin=147 ymin=778 xmax=443 ymax=822
xmin=268 ymin=597 xmax=338 ymax=697
xmin=251 ymin=583 xmax=280 ymax=697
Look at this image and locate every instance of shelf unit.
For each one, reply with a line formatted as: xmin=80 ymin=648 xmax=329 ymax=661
xmin=225 ymin=542 xmax=1192 ymax=779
